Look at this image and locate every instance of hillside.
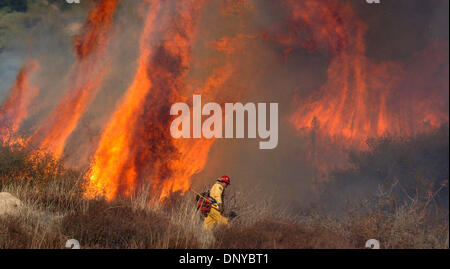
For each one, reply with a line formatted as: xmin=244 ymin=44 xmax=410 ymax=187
xmin=0 ymin=136 xmax=447 ymax=249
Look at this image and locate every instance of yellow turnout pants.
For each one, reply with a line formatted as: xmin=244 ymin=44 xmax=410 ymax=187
xmin=203 ymin=208 xmax=229 ymax=230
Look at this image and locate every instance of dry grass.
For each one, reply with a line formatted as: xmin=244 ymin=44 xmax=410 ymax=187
xmin=0 ymin=143 xmax=448 ymax=249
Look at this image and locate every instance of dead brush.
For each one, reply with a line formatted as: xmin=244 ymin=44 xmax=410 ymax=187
xmin=0 ymin=142 xmax=448 ymax=249
xmin=340 ymin=179 xmax=449 ymax=249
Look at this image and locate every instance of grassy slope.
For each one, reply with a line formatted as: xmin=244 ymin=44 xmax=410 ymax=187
xmin=0 ymin=139 xmax=448 ymax=249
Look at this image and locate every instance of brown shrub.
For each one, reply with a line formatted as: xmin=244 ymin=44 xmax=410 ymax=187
xmin=0 ymin=213 xmax=64 ymax=249
xmin=0 ymin=217 xmax=31 ymax=248
xmin=215 ymin=218 xmax=354 ymax=249
xmin=343 ymin=206 xmax=449 ymax=249
xmin=61 ymin=199 xmax=201 ymax=249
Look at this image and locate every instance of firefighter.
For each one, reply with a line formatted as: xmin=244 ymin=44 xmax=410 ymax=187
xmin=203 ymin=175 xmax=231 ymax=230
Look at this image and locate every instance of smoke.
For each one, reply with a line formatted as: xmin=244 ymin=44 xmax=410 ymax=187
xmin=0 ymin=0 xmax=448 ymax=208
xmin=193 ymin=0 xmax=449 ymax=207
xmin=0 ymin=52 xmax=23 ymax=98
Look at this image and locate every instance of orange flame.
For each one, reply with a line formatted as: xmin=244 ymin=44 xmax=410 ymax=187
xmin=85 ymin=0 xmax=162 ymax=199
xmin=87 ymin=0 xmax=217 ymax=201
xmin=31 ymin=0 xmax=119 ymax=158
xmin=74 ymin=0 xmax=120 ymax=60
xmin=0 ymin=60 xmax=39 ymax=144
xmin=159 ymin=66 xmax=233 ymax=199
xmin=283 ymin=0 xmax=448 ymax=147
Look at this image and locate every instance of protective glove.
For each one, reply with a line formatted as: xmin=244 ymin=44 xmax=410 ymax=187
xmin=212 ymin=202 xmax=223 ymax=213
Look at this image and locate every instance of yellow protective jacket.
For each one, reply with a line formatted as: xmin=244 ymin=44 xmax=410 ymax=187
xmin=209 ymin=182 xmax=224 ymax=211
xmin=203 ymin=182 xmax=229 ymax=230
